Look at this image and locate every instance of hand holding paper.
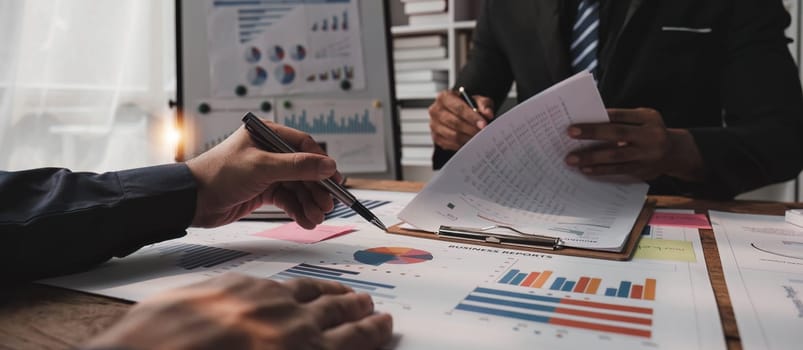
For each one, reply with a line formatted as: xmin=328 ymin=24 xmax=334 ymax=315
xmin=399 ymin=72 xmax=649 ymax=252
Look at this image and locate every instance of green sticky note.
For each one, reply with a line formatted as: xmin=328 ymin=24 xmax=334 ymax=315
xmin=634 ymin=238 xmax=696 ymax=262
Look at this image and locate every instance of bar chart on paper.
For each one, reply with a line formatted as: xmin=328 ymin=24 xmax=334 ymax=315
xmin=455 ymin=286 xmax=654 ymax=338
xmin=326 ymin=199 xmax=390 ymax=220
xmin=425 ymin=237 xmax=729 ymax=350
xmin=269 ymin=263 xmax=397 ymax=300
xmin=497 ymin=268 xmax=657 ymax=300
xmin=158 ymin=243 xmax=251 ymax=270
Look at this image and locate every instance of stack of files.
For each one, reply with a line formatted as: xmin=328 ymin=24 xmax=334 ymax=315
xmin=393 ymin=34 xmax=449 ymax=99
xmin=402 ymin=0 xmax=449 ymax=26
xmin=399 ymin=107 xmax=434 ymax=166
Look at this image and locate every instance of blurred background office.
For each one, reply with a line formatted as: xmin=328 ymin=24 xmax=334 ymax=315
xmin=0 ymin=0 xmax=177 ymax=172
xmin=0 ymin=0 xmax=801 ymax=201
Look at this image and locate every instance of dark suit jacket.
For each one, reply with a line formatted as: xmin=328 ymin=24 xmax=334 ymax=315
xmin=434 ymin=0 xmax=803 ymax=199
xmin=0 ymin=164 xmax=196 ymax=281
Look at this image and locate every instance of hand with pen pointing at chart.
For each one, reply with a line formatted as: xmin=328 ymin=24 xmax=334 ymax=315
xmin=187 ymin=118 xmax=344 ymax=229
xmin=2 ymin=115 xmax=395 ymax=349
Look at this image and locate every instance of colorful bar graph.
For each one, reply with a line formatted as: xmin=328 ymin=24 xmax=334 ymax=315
xmin=496 ymin=269 xmax=657 ymax=301
xmin=510 ymin=273 xmax=528 ymax=285
xmin=456 ymin=287 xmax=653 ymax=338
xmin=270 ymin=263 xmax=396 ymax=299
xmin=510 ymin=273 xmax=527 ymax=286
xmin=521 ymin=272 xmax=540 ymax=286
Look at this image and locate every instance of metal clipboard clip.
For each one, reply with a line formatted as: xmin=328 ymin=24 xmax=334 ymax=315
xmin=437 ymin=225 xmax=564 ymax=250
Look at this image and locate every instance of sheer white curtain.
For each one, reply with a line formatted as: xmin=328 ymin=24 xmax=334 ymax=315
xmin=0 ymin=0 xmax=177 ymax=172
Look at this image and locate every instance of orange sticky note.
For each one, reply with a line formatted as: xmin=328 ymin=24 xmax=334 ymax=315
xmin=649 ymin=212 xmax=711 ymax=229
xmin=253 ymin=222 xmax=355 ymax=244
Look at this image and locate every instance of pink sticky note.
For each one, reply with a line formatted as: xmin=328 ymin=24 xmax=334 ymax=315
xmin=649 ymin=212 xmax=712 ymax=229
xmin=253 ymin=222 xmax=355 ymax=244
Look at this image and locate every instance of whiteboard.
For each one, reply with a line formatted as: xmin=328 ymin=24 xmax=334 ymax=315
xmin=176 ymin=0 xmax=400 ymax=179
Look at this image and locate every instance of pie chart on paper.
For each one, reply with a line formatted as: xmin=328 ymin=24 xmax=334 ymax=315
xmin=353 ymin=247 xmax=434 ymax=266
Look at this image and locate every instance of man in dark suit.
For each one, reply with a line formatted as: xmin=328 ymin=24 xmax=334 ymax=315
xmin=428 ymin=0 xmax=803 ymax=199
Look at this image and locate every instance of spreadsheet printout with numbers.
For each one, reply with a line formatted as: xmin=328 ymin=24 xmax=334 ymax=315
xmin=399 ymin=72 xmax=648 ymax=251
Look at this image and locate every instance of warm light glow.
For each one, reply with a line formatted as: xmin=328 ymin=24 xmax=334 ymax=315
xmin=165 ymin=126 xmax=181 ymax=146
xmin=162 ymin=118 xmax=182 ymax=151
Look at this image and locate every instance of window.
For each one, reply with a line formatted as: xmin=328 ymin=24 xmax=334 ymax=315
xmin=0 ymin=0 xmax=178 ymax=172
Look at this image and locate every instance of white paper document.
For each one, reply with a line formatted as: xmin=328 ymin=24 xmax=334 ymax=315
xmin=206 ymin=0 xmax=365 ymax=97
xmin=41 ymin=198 xmax=723 ymax=350
xmin=398 ymin=72 xmax=649 ymax=251
xmin=710 ymin=210 xmax=803 ymax=350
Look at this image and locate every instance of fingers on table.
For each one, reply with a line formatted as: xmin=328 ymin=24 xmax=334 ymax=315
xmin=306 ymin=293 xmax=374 ymax=329
xmin=324 ymin=313 xmax=394 ymax=350
xmin=284 ymin=278 xmax=353 ymax=303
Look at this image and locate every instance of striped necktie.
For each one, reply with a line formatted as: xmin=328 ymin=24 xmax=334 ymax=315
xmin=571 ymin=0 xmax=600 ymax=74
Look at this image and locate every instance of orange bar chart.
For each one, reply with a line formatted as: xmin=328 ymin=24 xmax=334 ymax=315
xmin=497 ymin=269 xmax=657 ymax=300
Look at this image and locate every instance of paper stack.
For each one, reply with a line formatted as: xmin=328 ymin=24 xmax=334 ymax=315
xmin=402 ymin=0 xmax=449 ymax=26
xmin=393 ymin=34 xmax=448 ymax=99
xmin=398 ymin=105 xmax=434 ymax=166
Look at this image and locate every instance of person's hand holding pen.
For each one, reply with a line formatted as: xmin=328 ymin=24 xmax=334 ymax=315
xmin=187 ymin=120 xmax=343 ymax=229
xmin=428 ymin=87 xmax=495 ymax=151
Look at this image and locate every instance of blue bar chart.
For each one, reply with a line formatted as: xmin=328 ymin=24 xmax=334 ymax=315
xmin=276 ymin=99 xmax=386 ymax=173
xmin=269 ymin=263 xmax=397 ymax=299
xmin=158 ymin=243 xmax=251 ymax=270
xmin=283 ymin=109 xmax=377 ymax=134
xmin=212 ymin=0 xmax=294 ymax=43
xmin=326 ymin=199 xmax=390 ymax=219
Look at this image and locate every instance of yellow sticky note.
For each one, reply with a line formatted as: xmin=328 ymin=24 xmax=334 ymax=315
xmin=634 ymin=238 xmax=696 ymax=262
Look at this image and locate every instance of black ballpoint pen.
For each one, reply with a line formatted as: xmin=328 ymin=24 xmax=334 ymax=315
xmin=241 ymin=112 xmax=388 ymax=231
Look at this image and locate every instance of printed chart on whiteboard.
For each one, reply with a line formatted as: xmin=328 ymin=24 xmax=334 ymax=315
xmin=278 ymin=98 xmax=386 ymax=172
xmin=206 ymin=0 xmax=366 ymax=97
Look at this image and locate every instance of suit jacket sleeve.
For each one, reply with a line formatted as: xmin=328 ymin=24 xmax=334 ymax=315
xmin=684 ymin=0 xmax=803 ymax=198
xmin=433 ymin=0 xmax=516 ymax=169
xmin=0 ymin=164 xmax=197 ymax=281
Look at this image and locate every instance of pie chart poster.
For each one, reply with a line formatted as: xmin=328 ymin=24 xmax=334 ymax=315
xmin=354 ymin=247 xmax=434 ymax=266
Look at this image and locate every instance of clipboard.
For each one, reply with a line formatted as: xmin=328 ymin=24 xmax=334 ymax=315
xmin=387 ymin=199 xmax=656 ymax=261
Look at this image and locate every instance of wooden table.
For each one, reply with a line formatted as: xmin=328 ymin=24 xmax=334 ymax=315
xmin=1 ymin=179 xmax=800 ymax=349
